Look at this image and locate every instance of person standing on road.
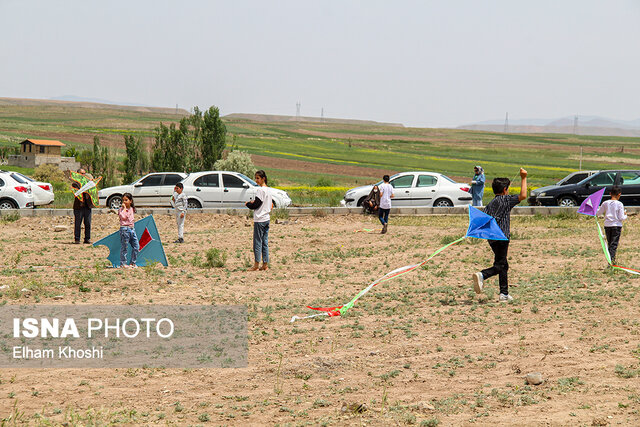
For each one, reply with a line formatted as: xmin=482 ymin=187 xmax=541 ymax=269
xmin=378 ymin=175 xmax=394 ymax=234
xmin=470 ymin=166 xmax=485 ymax=206
xmin=72 ymin=168 xmax=93 ymax=244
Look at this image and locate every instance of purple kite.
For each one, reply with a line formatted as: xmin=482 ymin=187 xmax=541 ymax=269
xmin=577 ymin=188 xmax=605 ymax=216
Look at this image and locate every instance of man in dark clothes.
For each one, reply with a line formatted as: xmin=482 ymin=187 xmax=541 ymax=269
xmin=72 ymin=169 xmax=93 ymax=244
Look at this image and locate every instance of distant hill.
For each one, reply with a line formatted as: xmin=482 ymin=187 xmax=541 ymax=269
xmin=459 ymin=115 xmax=640 ymax=137
xmin=49 ymin=95 xmax=154 ymax=108
xmin=224 ymin=113 xmax=404 ymax=127
xmin=0 ymin=97 xmax=189 ymax=116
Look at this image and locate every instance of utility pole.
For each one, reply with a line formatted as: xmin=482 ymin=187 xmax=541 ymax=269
xmin=573 ymin=115 xmax=579 ymax=135
xmin=579 ymin=146 xmax=583 ymax=170
xmin=504 ymin=112 xmax=509 ymax=133
xmin=296 ymin=102 xmax=301 ymax=120
xmin=321 ymin=107 xmax=324 ymax=122
xmin=175 ymin=104 xmax=178 ymax=114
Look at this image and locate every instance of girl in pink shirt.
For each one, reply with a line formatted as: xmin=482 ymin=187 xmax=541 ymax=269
xmin=118 ymin=193 xmax=139 ymax=268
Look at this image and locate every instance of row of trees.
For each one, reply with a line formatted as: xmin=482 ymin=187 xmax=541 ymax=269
xmin=67 ymin=105 xmax=233 ymax=186
xmin=151 ymin=106 xmax=226 ymax=172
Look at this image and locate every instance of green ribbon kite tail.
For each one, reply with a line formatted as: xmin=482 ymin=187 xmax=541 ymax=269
xmin=596 ymin=217 xmax=640 ymax=275
xmin=290 ymin=236 xmax=466 ymax=322
xmin=595 ymin=218 xmax=612 ymax=265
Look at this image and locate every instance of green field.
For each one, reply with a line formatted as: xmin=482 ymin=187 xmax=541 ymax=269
xmin=2 ymin=100 xmax=640 ymax=206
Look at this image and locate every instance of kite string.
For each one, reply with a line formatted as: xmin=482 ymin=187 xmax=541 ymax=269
xmin=337 ymin=236 xmax=467 ymax=315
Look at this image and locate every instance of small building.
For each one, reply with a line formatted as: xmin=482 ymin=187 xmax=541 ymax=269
xmin=9 ymin=139 xmax=79 ymax=170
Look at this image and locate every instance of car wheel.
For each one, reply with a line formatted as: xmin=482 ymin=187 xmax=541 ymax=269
xmin=0 ymin=199 xmax=18 ymax=209
xmin=557 ymin=196 xmax=577 ymax=207
xmin=434 ymin=198 xmax=454 ymax=207
xmin=357 ymin=197 xmax=366 ymax=207
xmin=107 ymin=195 xmax=123 ymax=210
xmin=187 ymin=199 xmax=202 ymax=209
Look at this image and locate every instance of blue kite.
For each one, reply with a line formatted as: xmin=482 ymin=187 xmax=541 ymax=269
xmin=466 ymin=205 xmax=508 ymax=240
xmin=93 ymin=215 xmax=168 ymax=268
xmin=292 ymin=205 xmax=506 ymax=321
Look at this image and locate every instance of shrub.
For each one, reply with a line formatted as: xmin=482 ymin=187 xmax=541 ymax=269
xmin=203 ymin=248 xmax=227 ymax=268
xmin=32 ymin=164 xmax=66 ymax=184
xmin=214 ymin=150 xmax=256 ymax=178
xmin=314 ymin=177 xmax=334 ymax=187
xmin=1 ymin=212 xmax=20 ymax=223
xmin=271 ymin=208 xmax=290 ymax=220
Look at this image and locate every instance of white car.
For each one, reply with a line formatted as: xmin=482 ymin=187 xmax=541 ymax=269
xmin=340 ymin=171 xmax=472 ymax=208
xmin=181 ymin=171 xmax=291 ymax=209
xmin=99 ymin=172 xmax=189 ymax=209
xmin=10 ymin=172 xmax=54 ymax=206
xmin=0 ymin=170 xmax=35 ymax=209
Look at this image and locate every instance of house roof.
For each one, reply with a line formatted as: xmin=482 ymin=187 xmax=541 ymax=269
xmin=21 ymin=139 xmax=66 ymax=147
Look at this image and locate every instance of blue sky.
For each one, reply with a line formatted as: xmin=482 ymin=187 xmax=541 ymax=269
xmin=1 ymin=0 xmax=639 ymax=127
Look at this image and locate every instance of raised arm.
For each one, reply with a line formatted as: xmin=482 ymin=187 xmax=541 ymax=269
xmin=518 ymin=168 xmax=528 ymax=202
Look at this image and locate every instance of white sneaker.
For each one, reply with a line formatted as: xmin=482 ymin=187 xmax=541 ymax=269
xmin=499 ymin=293 xmax=513 ymax=302
xmin=472 ymin=272 xmax=484 ymax=294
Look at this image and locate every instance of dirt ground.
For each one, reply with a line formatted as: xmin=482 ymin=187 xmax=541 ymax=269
xmin=1 ymin=212 xmax=640 ymax=426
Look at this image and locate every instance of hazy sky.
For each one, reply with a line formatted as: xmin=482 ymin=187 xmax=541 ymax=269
xmin=1 ymin=0 xmax=639 ymax=127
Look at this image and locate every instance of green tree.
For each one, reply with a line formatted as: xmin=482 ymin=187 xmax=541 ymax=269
xmin=213 ymin=150 xmax=256 ymax=177
xmin=152 ymin=122 xmax=189 ymax=172
xmin=151 ymin=105 xmax=226 ymax=172
xmin=78 ymin=149 xmax=93 ymax=170
xmin=91 ymin=136 xmax=102 ymax=174
xmin=201 ymin=106 xmax=226 ymax=170
xmin=63 ymin=146 xmax=79 ymax=158
xmin=100 ymin=146 xmax=118 ymax=187
xmin=123 ymin=135 xmax=141 ymax=184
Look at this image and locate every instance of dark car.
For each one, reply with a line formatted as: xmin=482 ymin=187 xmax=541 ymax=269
xmin=533 ymin=170 xmax=640 ymax=207
xmin=528 ymin=170 xmax=598 ymax=205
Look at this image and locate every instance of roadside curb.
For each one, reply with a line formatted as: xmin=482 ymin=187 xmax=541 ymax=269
xmin=1 ymin=206 xmax=633 ymax=218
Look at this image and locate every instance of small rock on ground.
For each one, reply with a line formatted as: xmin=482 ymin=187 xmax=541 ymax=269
xmin=525 ymin=372 xmax=544 ymax=385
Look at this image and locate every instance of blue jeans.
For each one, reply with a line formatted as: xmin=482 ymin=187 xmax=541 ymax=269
xmin=378 ymin=208 xmax=390 ymax=225
xmin=120 ymin=227 xmax=139 ymax=266
xmin=253 ymin=221 xmax=269 ymax=263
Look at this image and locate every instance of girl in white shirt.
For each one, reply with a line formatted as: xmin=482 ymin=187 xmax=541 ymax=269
xmin=245 ymin=170 xmax=273 ymax=271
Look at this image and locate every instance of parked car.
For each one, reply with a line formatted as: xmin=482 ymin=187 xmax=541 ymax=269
xmin=0 ymin=170 xmax=35 ymax=209
xmin=533 ymin=170 xmax=640 ymax=207
xmin=181 ymin=171 xmax=291 ymax=208
xmin=9 ymin=172 xmax=54 ymax=206
xmin=528 ymin=170 xmax=597 ymax=205
xmin=340 ymin=172 xmax=472 ymax=208
xmin=99 ymin=172 xmax=189 ymax=209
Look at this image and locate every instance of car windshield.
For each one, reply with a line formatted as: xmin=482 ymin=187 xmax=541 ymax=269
xmin=10 ymin=173 xmax=29 ymax=184
xmin=238 ymin=173 xmax=258 ymax=186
